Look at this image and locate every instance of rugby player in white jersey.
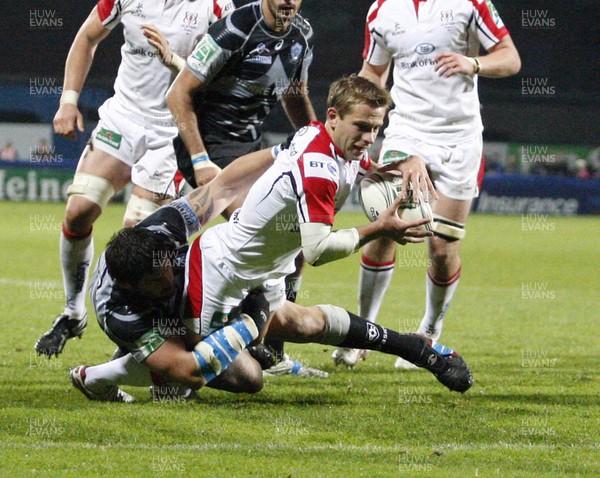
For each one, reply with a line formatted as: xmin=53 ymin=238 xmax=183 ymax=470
xmin=35 ymin=0 xmax=234 ymax=358
xmin=333 ymin=0 xmax=521 ymax=368
xmin=68 ymin=76 xmax=473 ymax=402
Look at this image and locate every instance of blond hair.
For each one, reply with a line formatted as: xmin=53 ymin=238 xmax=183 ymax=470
xmin=327 ymin=74 xmax=391 ymax=118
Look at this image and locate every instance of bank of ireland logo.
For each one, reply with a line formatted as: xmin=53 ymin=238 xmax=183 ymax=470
xmin=415 ymin=43 xmax=435 ymax=55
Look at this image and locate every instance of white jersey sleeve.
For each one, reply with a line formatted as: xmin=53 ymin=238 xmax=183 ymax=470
xmin=363 ymin=1 xmax=393 ymax=67
xmin=96 ymin=0 xmax=130 ymax=29
xmin=469 ymin=0 xmax=509 ymax=51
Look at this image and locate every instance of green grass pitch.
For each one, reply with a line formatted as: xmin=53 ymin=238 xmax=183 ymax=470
xmin=0 ymin=201 xmax=598 ymax=477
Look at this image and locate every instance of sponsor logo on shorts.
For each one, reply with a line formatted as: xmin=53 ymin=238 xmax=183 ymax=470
xmin=382 ymin=150 xmax=408 ymax=165
xmin=96 ymin=128 xmax=122 ymax=150
xmin=209 ymin=311 xmax=229 ymax=329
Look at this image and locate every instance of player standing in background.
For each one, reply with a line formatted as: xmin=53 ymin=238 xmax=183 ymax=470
xmin=167 ymin=0 xmax=321 ymax=377
xmin=167 ymin=0 xmax=316 ymax=192
xmin=332 ymin=0 xmax=521 ymax=368
xmin=35 ymin=0 xmax=234 ymax=358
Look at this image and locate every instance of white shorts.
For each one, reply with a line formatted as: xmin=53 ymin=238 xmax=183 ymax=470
xmin=184 ymin=231 xmax=286 ymax=338
xmin=379 ymin=130 xmax=483 ymax=201
xmin=91 ymin=98 xmax=178 ymax=196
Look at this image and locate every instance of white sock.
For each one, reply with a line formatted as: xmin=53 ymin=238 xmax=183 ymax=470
xmin=60 ymin=225 xmax=93 ymax=319
xmin=84 ymin=354 xmax=152 ymax=390
xmin=358 ymin=255 xmax=395 ymax=323
xmin=418 ymin=268 xmax=461 ymax=342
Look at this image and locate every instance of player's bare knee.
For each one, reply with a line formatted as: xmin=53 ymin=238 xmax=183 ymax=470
xmin=292 ymin=306 xmax=326 ymax=339
xmin=161 ymin=361 xmax=202 ymax=390
xmin=64 ymin=197 xmax=100 ymax=234
xmin=364 ymin=236 xmax=396 ymax=259
xmin=242 ymin=372 xmax=263 ymax=394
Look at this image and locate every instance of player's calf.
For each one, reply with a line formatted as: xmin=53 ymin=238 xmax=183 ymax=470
xmin=316 ymin=305 xmax=473 ymax=392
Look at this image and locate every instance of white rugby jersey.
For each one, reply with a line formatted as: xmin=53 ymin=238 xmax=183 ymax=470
xmin=97 ymin=0 xmax=233 ymax=122
xmin=207 ymin=121 xmax=371 ymax=281
xmin=363 ymin=0 xmax=509 ymax=144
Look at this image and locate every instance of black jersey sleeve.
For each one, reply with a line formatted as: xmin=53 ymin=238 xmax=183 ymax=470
xmin=186 ymin=3 xmax=257 ymax=83
xmin=136 ymin=199 xmax=201 ymax=247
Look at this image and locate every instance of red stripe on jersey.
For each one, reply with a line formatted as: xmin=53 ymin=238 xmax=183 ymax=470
xmin=360 ymin=154 xmax=372 ymax=171
xmin=97 ymin=0 xmax=117 ymax=21
xmin=470 ymin=0 xmax=509 ymax=40
xmin=185 ymin=235 xmax=204 ymax=318
xmin=363 ymin=0 xmax=388 ymax=60
xmin=413 ymin=0 xmax=427 ymax=19
xmin=213 ymin=0 xmax=223 ymax=19
xmin=477 ymin=154 xmax=486 ymax=190
xmin=298 ymin=158 xmax=337 ymax=225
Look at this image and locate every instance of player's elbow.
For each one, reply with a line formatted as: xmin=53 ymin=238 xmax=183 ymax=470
xmin=301 ymin=244 xmax=324 ymax=266
xmin=165 ymin=84 xmax=179 ymax=113
xmin=504 ymin=50 xmax=522 ymax=76
xmin=509 ymin=55 xmax=522 ymax=76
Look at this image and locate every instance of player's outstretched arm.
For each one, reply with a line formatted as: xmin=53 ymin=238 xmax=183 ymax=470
xmin=53 ymin=7 xmax=111 ymax=141
xmin=300 ymin=195 xmax=432 ymax=267
xmin=183 ymin=147 xmax=275 ymax=225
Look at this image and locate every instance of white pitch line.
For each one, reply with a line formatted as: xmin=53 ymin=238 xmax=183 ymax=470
xmin=0 ymin=441 xmax=596 ymax=453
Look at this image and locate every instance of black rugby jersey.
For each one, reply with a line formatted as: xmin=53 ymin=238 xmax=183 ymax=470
xmin=90 ymin=200 xmax=199 ymax=361
xmin=185 ymin=0 xmax=314 ymax=142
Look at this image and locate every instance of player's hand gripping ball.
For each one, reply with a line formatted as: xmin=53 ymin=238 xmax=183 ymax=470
xmin=359 ymin=173 xmax=434 ymax=230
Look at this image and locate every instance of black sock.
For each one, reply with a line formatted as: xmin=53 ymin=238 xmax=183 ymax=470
xmin=339 ymin=311 xmax=447 ymax=373
xmin=268 ymin=264 xmax=303 ymax=361
xmin=264 ymin=337 xmax=285 ymax=361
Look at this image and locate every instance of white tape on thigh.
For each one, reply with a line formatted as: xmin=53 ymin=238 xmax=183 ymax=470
xmin=66 ymin=173 xmax=115 ymax=209
xmin=124 ymin=194 xmax=161 ymax=223
xmin=433 ymin=215 xmax=466 ymax=240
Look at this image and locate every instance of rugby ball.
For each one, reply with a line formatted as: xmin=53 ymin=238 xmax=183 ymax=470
xmin=359 ymin=173 xmax=434 ymax=231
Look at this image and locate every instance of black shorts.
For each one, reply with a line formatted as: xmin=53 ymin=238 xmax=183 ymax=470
xmin=174 ymin=134 xmax=262 ymax=188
